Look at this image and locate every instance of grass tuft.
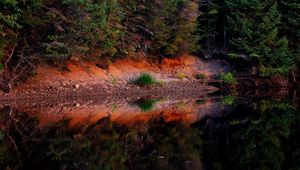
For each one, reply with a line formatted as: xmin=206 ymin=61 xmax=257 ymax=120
xmin=135 ymin=99 xmax=158 ymax=111
xmin=134 ymin=73 xmax=157 ymax=86
xmin=219 ymin=72 xmax=237 ymax=84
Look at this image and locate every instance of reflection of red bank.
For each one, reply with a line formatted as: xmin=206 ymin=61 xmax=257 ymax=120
xmin=0 ymin=97 xmax=223 ymax=128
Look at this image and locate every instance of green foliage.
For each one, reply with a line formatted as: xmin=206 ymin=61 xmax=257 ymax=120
xmin=134 ymin=73 xmax=157 ymax=86
xmin=197 ymin=0 xmax=222 ymax=52
xmin=219 ymin=72 xmax=237 ymax=84
xmin=134 ymin=98 xmax=159 ymax=112
xmin=0 ymin=0 xmax=298 ymax=80
xmin=227 ymin=53 xmax=238 ymax=60
xmin=259 ymin=65 xmax=291 ymax=77
xmin=199 ymin=98 xmax=299 ymax=170
xmin=0 ymin=0 xmax=44 ymax=70
xmin=226 ymin=0 xmax=294 ymax=76
xmin=278 ymin=0 xmax=300 ymax=73
xmin=145 ymin=0 xmax=200 ymax=56
xmin=278 ymin=0 xmax=300 ymax=51
xmin=38 ymin=0 xmax=200 ymax=62
xmin=230 ymin=101 xmax=296 ymax=169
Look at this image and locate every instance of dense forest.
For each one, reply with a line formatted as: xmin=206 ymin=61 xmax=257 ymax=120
xmin=0 ymin=0 xmax=299 ymax=90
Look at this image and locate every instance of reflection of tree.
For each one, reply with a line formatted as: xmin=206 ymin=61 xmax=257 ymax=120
xmin=198 ymin=100 xmax=298 ymax=170
xmin=0 ymin=131 xmax=20 ymax=170
xmin=0 ymin=110 xmax=203 ymax=170
xmin=230 ymin=101 xmax=296 ymax=170
xmin=132 ymin=120 xmax=203 ymax=170
xmin=0 ymin=99 xmax=299 ymax=170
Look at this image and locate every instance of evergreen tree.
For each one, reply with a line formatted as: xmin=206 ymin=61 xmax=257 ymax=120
xmin=226 ymin=0 xmax=293 ymax=76
xmin=277 ymin=0 xmax=300 ymax=74
xmin=50 ymin=0 xmax=124 ymax=60
xmin=45 ymin=0 xmax=200 ymax=60
xmin=278 ymin=0 xmax=300 ymax=52
xmin=146 ymin=0 xmax=199 ymax=56
xmin=197 ymin=0 xmax=225 ymax=57
xmin=0 ymin=0 xmax=43 ymax=69
xmin=165 ymin=0 xmax=199 ymax=55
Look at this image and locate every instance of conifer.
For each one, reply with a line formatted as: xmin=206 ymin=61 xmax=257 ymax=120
xmin=226 ymin=0 xmax=293 ymax=76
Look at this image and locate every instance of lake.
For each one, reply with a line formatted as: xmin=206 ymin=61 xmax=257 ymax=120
xmin=0 ymin=88 xmax=299 ymax=170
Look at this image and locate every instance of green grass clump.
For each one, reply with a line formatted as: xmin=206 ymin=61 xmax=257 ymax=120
xmin=219 ymin=72 xmax=237 ymax=84
xmin=195 ymin=73 xmax=207 ymax=79
xmin=134 ymin=73 xmax=157 ymax=86
xmin=135 ymin=99 xmax=158 ymax=112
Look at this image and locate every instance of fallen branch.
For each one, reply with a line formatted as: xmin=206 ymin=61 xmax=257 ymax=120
xmin=4 ymin=44 xmax=16 ymax=69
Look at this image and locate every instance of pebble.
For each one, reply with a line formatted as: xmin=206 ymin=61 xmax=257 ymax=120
xmin=74 ymin=84 xmax=80 ymax=89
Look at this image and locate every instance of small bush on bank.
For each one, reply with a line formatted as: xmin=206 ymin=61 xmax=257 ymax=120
xmin=219 ymin=72 xmax=237 ymax=84
xmin=134 ymin=73 xmax=157 ymax=86
xmin=134 ymin=99 xmax=159 ymax=111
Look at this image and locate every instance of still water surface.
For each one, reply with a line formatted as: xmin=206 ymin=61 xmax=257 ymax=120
xmin=0 ymin=89 xmax=299 ymax=170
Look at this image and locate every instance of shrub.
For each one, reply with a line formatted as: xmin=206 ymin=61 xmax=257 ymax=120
xmin=219 ymin=72 xmax=237 ymax=84
xmin=135 ymin=99 xmax=158 ymax=112
xmin=259 ymin=65 xmax=291 ymax=77
xmin=134 ymin=73 xmax=157 ymax=86
xmin=195 ymin=73 xmax=207 ymax=79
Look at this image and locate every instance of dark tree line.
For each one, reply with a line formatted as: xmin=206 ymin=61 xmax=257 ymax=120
xmin=0 ymin=0 xmax=299 ymax=89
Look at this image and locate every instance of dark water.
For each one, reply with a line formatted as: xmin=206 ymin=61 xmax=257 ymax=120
xmin=0 ymin=90 xmax=299 ymax=170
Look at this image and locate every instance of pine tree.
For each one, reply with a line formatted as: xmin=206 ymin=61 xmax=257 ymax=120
xmin=278 ymin=0 xmax=300 ymax=52
xmin=277 ymin=0 xmax=300 ymax=74
xmin=146 ymin=0 xmax=199 ymax=56
xmin=197 ymin=0 xmax=224 ymax=57
xmin=226 ymin=0 xmax=293 ymax=76
xmin=146 ymin=0 xmax=182 ymax=56
xmin=165 ymin=0 xmax=199 ymax=55
xmin=57 ymin=0 xmax=124 ymax=59
xmin=0 ymin=0 xmax=43 ymax=69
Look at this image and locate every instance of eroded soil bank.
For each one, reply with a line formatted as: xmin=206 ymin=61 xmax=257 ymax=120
xmin=0 ymin=55 xmax=231 ymax=101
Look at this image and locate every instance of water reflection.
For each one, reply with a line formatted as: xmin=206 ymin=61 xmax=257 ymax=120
xmin=0 ymin=91 xmax=299 ymax=170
